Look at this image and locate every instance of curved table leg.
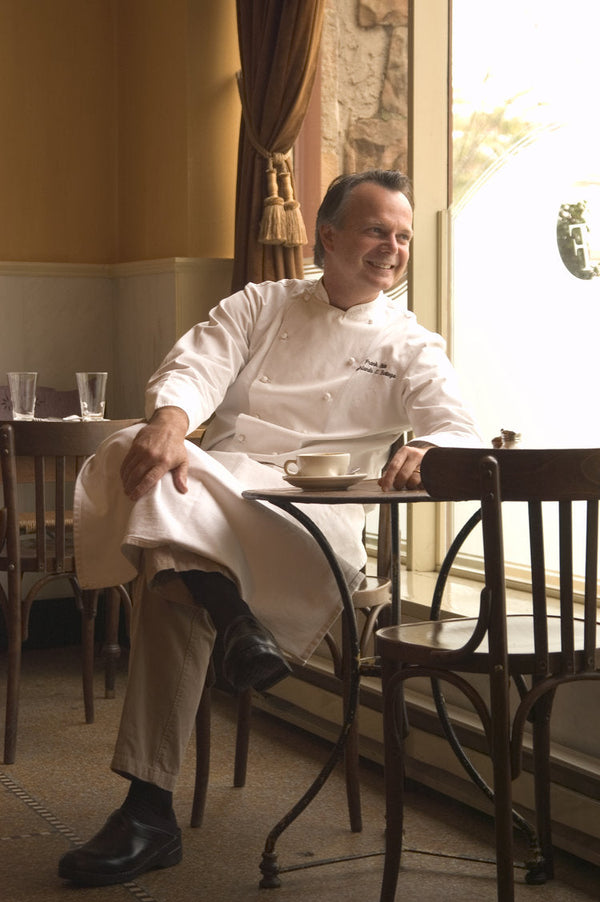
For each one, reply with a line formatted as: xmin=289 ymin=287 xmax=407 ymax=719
xmin=253 ymin=499 xmax=362 ymax=890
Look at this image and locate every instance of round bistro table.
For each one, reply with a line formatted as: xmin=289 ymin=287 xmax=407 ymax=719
xmin=242 ymin=478 xmax=440 ymax=888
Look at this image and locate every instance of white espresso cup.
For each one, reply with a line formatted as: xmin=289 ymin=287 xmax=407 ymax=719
xmin=284 ymin=452 xmax=351 ymax=478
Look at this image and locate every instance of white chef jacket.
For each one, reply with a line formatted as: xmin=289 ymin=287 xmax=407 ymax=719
xmin=75 ymin=278 xmax=482 ymax=662
xmin=148 ymin=278 xmax=480 ymax=471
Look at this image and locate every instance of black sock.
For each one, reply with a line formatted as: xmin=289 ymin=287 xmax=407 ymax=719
xmin=181 ymin=570 xmax=253 ymax=635
xmin=122 ymin=778 xmax=177 ymax=831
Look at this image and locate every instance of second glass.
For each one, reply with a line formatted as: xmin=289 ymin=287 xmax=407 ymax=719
xmin=76 ymin=372 xmax=107 ymax=420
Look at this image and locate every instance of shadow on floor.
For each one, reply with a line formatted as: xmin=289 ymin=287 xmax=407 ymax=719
xmin=1 ymin=645 xmax=599 ymax=901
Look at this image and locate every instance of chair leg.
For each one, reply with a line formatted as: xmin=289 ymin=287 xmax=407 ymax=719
xmin=102 ymin=587 xmax=122 ymax=699
xmin=489 ymin=670 xmax=515 ymax=902
xmin=4 ymin=590 xmax=22 ymax=764
xmin=380 ymin=659 xmax=404 ymax=902
xmin=342 ymin=612 xmax=362 ymax=832
xmin=192 ymin=671 xmax=251 ymax=826
xmin=191 ymin=661 xmax=216 ymax=828
xmin=234 ymin=688 xmax=252 ymax=787
xmin=344 ymin=714 xmax=362 ymax=831
xmin=530 ymin=692 xmax=555 ymax=882
xmin=80 ymin=589 xmax=98 ymax=724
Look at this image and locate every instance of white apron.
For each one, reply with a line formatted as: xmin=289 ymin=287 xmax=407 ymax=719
xmin=74 ymin=424 xmax=366 ymax=662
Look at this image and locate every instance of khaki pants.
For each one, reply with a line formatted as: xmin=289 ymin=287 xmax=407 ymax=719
xmin=111 ymin=552 xmax=217 ymax=792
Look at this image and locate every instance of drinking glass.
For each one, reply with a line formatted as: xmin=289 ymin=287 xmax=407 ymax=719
xmin=76 ymin=372 xmax=107 ymax=420
xmin=7 ymin=372 xmax=37 ymax=420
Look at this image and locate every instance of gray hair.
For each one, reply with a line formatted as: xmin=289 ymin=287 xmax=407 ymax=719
xmin=313 ymin=170 xmax=414 ymax=268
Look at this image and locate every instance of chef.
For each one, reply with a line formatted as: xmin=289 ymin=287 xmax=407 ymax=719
xmin=60 ymin=168 xmax=482 ymax=887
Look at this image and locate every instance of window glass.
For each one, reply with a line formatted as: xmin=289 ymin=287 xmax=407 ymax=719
xmin=451 ymin=0 xmax=600 ymax=576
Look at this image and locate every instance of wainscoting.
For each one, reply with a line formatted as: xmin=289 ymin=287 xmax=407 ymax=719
xmin=0 ymin=257 xmax=234 ymax=418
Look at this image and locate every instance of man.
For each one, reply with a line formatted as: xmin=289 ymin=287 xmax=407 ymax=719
xmin=59 ymin=169 xmax=481 ymax=886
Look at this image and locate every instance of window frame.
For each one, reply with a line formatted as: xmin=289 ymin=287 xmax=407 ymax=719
xmin=296 ymin=0 xmax=456 ymax=581
xmin=406 ymin=0 xmax=453 ymax=573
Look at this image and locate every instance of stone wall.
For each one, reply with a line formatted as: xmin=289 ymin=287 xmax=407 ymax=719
xmin=320 ymin=0 xmax=409 ymax=190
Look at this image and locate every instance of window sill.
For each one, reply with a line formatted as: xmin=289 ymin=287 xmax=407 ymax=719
xmin=398 ymin=565 xmax=599 ymax=624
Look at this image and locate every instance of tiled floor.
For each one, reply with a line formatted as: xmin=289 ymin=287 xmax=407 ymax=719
xmin=1 ymin=645 xmax=599 ymax=901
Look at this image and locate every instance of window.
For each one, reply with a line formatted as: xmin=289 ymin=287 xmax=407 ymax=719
xmin=452 ymin=0 xmax=600 ymax=449
xmin=451 ymin=0 xmax=600 ymax=587
xmin=413 ymin=0 xmax=600 ymax=595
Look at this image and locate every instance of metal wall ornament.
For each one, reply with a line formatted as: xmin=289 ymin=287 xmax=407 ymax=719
xmin=556 ymin=200 xmax=600 ymax=279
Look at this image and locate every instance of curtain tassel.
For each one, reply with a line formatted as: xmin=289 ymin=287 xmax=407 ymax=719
xmin=279 ymin=169 xmax=308 ymax=248
xmin=283 ymin=198 xmax=307 ymax=248
xmin=258 ymin=163 xmax=286 ymax=245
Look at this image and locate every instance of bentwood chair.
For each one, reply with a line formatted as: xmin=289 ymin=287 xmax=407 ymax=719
xmin=0 ymin=419 xmax=138 ymax=764
xmin=376 ymin=447 xmax=600 ymax=902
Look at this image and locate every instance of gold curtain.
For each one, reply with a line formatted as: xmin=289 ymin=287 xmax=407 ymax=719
xmin=232 ymin=0 xmax=326 ymax=292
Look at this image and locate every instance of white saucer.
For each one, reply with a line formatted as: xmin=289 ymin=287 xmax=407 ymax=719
xmin=283 ymin=473 xmax=367 ymax=491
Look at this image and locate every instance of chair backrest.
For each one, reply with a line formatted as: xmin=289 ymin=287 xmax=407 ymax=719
xmin=0 ymin=419 xmax=140 ymax=576
xmin=421 ymin=447 xmax=600 ymax=501
xmin=420 ymin=447 xmax=600 ymax=677
xmin=0 ymin=385 xmax=80 ymax=420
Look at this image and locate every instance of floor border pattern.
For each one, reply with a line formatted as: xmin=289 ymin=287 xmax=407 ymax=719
xmin=0 ymin=770 xmax=161 ymax=902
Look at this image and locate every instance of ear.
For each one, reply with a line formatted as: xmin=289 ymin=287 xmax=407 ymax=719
xmin=319 ymin=222 xmax=336 ymax=255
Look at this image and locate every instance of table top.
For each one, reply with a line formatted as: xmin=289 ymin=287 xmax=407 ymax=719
xmin=243 ymin=478 xmax=435 ymax=505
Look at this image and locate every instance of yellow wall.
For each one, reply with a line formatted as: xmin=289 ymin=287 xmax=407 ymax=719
xmin=0 ymin=1 xmax=117 ymax=262
xmin=117 ymin=0 xmax=240 ymax=261
xmin=0 ymin=0 xmax=240 ymax=264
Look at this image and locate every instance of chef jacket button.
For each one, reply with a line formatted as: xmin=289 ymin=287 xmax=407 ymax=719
xmin=322 ymin=392 xmax=333 ymax=401
xmin=347 ymin=356 xmax=357 ymax=366
xmin=237 ymin=434 xmax=245 ymax=443
xmin=259 ymin=375 xmax=270 ymax=383
xmin=280 ymin=331 xmax=289 ymax=340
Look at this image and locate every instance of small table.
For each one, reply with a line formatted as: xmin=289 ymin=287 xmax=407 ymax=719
xmin=242 ymin=479 xmax=438 ymax=887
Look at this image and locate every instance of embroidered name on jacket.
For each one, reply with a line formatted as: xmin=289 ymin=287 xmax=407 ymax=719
xmin=356 ymin=358 xmax=397 ymax=379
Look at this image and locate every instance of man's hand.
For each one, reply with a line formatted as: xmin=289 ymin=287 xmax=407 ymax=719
xmin=378 ymin=442 xmax=434 ymax=492
xmin=120 ymin=406 xmax=190 ymax=501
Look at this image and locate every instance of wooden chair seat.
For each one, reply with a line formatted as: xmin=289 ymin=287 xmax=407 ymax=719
xmin=379 ymin=614 xmax=596 ymax=671
xmin=352 ymin=573 xmax=392 ymax=609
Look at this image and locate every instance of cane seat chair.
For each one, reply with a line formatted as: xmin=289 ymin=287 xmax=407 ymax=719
xmin=376 ymin=447 xmax=600 ymax=902
xmin=0 ymin=419 xmax=138 ymax=763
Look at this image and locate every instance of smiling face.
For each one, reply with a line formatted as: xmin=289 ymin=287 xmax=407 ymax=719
xmin=319 ymin=182 xmax=413 ymax=309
